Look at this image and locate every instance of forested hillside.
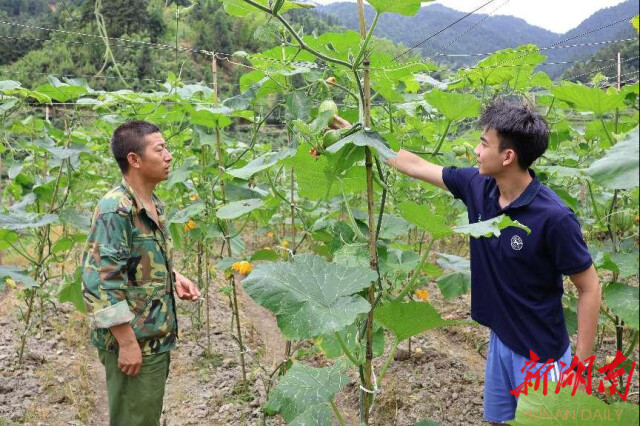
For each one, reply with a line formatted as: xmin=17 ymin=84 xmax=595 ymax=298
xmin=318 ymin=0 xmax=640 ymax=78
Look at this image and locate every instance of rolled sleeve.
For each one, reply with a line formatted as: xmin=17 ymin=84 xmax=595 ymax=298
xmin=90 ymin=300 xmax=135 ymax=329
xmin=82 ymin=211 xmax=133 ymax=329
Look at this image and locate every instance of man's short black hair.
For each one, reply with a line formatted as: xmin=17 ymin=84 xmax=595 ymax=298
xmin=111 ymin=121 xmax=160 ymax=173
xmin=479 ymin=100 xmax=549 ymax=170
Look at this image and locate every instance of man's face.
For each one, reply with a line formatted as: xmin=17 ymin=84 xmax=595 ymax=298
xmin=474 ymin=128 xmax=511 ymax=176
xmin=134 ymin=132 xmax=172 ymax=183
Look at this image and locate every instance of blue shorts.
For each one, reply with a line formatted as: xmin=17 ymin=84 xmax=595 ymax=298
xmin=483 ymin=331 xmax=572 ymax=423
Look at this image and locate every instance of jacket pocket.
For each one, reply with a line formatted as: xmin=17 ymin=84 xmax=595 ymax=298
xmin=125 ymin=282 xmax=175 ymax=340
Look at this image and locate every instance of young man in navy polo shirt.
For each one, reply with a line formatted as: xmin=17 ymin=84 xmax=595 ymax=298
xmin=332 ymin=101 xmax=601 ymax=423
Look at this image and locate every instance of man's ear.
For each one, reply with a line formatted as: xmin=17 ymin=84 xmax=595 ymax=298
xmin=127 ymin=152 xmax=141 ymax=169
xmin=503 ymin=149 xmax=517 ymax=167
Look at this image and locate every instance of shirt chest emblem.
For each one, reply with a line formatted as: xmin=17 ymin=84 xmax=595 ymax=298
xmin=511 ymin=235 xmax=524 ymax=251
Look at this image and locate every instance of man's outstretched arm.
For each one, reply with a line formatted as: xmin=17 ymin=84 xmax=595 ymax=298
xmin=386 ymin=150 xmax=447 ymax=190
xmin=330 ymin=115 xmax=448 ymax=191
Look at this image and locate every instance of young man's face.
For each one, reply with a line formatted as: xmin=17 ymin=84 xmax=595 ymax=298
xmin=474 ymin=128 xmax=511 ymax=176
xmin=134 ymin=132 xmax=172 ymax=183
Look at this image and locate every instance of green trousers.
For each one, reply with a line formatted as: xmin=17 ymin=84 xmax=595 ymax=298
xmin=98 ymin=349 xmax=171 ymax=426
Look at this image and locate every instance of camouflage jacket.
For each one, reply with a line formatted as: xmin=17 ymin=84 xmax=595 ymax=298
xmin=81 ymin=180 xmax=178 ymax=356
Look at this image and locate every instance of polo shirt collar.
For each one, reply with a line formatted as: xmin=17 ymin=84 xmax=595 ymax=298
xmin=489 ymin=169 xmax=541 ymax=211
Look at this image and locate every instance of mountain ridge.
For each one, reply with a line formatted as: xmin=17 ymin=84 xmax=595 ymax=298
xmin=313 ymin=0 xmax=639 ymax=78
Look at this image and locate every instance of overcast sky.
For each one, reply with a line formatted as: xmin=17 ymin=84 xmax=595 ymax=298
xmin=310 ymin=0 xmax=629 ymax=33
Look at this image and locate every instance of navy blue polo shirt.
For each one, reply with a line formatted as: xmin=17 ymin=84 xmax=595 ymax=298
xmin=442 ymin=167 xmax=592 ymax=361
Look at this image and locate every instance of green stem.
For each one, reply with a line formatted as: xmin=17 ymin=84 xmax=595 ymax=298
xmin=586 ymin=180 xmax=602 ymax=223
xmin=335 ymin=331 xmax=362 ymax=366
xmin=340 ymin=179 xmax=367 ymax=241
xmin=624 ymin=330 xmax=639 ymax=358
xmin=241 ymin=0 xmax=352 ymax=68
xmin=430 ymin=120 xmax=452 ymax=157
xmin=600 ymin=117 xmax=615 ymax=145
xmin=330 ymin=399 xmax=347 ymax=426
xmin=378 ymin=339 xmax=400 ymax=384
xmin=353 ymin=12 xmax=380 ymax=68
xmin=394 ymin=239 xmax=435 ymax=301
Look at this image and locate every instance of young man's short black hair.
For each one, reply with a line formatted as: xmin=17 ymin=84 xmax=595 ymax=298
xmin=111 ymin=121 xmax=160 ymax=173
xmin=479 ymin=100 xmax=549 ymax=170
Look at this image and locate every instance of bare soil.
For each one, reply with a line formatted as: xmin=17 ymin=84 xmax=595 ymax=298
xmin=0 ymin=272 xmax=637 ymax=425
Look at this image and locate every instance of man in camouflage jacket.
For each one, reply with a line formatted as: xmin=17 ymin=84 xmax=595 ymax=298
xmin=82 ymin=121 xmax=201 ymax=425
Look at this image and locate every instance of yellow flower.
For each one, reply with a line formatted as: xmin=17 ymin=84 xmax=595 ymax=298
xmin=189 ymin=194 xmax=199 ymax=201
xmin=263 ymin=246 xmax=271 ymax=250
xmin=232 ymin=261 xmax=253 ymax=275
xmin=282 ymin=240 xmax=289 ymax=248
xmin=414 ymin=289 xmax=429 ymax=302
xmin=183 ymin=219 xmax=197 ymax=232
xmin=267 ymin=231 xmax=274 ymax=238
xmin=5 ymin=278 xmax=16 ymax=289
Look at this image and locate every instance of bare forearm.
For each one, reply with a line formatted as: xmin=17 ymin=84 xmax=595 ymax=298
xmin=387 ymin=149 xmax=446 ymax=190
xmin=109 ymin=323 xmax=138 ymax=348
xmin=572 ymin=268 xmax=601 ymax=361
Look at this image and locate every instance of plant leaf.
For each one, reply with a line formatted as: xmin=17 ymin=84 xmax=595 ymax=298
xmin=510 ymin=386 xmax=638 ymax=425
xmin=397 ymin=201 xmax=452 ymax=239
xmin=437 ymin=272 xmax=471 ymax=300
xmin=0 ymin=265 xmax=38 ymax=288
xmin=216 ymin=199 xmax=264 ymax=220
xmin=226 ymin=149 xmax=296 ymax=180
xmin=264 ymin=362 xmax=350 ymax=424
xmin=453 ymin=214 xmax=530 ymax=238
xmin=367 ymin=0 xmax=434 ymax=17
xmin=241 ymin=254 xmax=376 ymax=339
xmin=604 ymin=282 xmax=639 ymax=330
xmin=374 ymin=300 xmax=447 ymax=341
xmin=325 ymin=129 xmax=396 ymax=160
xmin=586 ymin=127 xmax=639 ymax=190
xmin=424 ymin=89 xmax=481 ymax=121
xmin=551 ymin=83 xmax=625 ymax=115
xmin=0 ymin=212 xmax=59 ymax=231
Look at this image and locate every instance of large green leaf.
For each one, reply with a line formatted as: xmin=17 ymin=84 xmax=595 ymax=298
xmin=510 ymin=386 xmax=638 ymax=425
xmin=453 ymin=214 xmax=530 ymax=238
xmin=586 ymin=128 xmax=639 ymax=190
xmin=604 ymin=283 xmax=639 ymax=330
xmin=216 ymin=199 xmax=264 ymax=220
xmin=374 ymin=300 xmax=447 ymax=341
xmin=169 ymin=202 xmax=206 ymax=224
xmin=609 ymin=252 xmax=639 ymax=279
xmin=226 ymin=149 xmax=296 ymax=180
xmin=424 ymin=89 xmax=481 ymax=121
xmin=0 ymin=212 xmax=59 ymax=231
xmin=367 ymin=0 xmax=434 ymax=16
xmin=34 ymin=76 xmax=88 ymax=102
xmin=325 ymin=129 xmax=396 ymax=160
xmin=57 ymin=267 xmax=86 ymax=313
xmin=437 ymin=272 xmax=471 ymax=300
xmin=241 ymin=254 xmax=376 ymax=339
xmin=264 ymin=362 xmax=349 ymax=425
xmin=397 ymin=201 xmax=452 ymax=239
xmin=0 ymin=266 xmax=38 ymax=288
xmin=222 ymin=77 xmax=268 ymax=110
xmin=551 ymin=83 xmax=626 ymax=115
